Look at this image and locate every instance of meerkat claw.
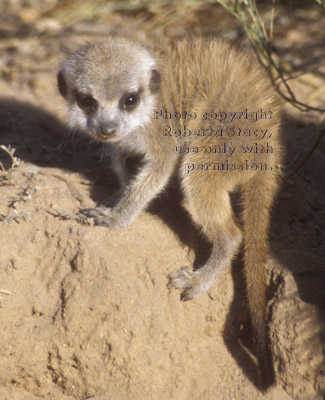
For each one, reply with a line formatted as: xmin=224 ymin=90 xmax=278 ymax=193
xmin=168 ymin=267 xmax=195 ymax=291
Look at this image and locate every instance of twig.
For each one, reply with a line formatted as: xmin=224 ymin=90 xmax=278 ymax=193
xmin=215 ymin=0 xmax=325 ymax=113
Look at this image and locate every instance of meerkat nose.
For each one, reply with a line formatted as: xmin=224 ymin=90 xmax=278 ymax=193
xmin=99 ymin=121 xmax=118 ymax=137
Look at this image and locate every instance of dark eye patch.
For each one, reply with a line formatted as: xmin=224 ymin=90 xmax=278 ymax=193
xmin=120 ymin=92 xmax=140 ymax=111
xmin=75 ymin=92 xmax=98 ymax=111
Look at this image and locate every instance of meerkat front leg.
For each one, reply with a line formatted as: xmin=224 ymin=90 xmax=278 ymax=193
xmin=104 ymin=148 xmax=129 ymax=208
xmin=112 ymin=148 xmax=129 ymax=188
xmin=84 ymin=151 xmax=177 ymax=229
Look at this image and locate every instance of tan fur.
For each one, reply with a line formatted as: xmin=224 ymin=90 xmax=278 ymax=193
xmin=58 ymin=36 xmax=282 ymax=385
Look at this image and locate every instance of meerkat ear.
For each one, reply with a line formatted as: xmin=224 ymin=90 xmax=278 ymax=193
xmin=57 ymin=70 xmax=68 ymax=98
xmin=149 ymin=69 xmax=161 ymax=94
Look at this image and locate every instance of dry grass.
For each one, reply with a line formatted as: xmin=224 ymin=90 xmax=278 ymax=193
xmin=216 ymin=0 xmax=325 ymax=113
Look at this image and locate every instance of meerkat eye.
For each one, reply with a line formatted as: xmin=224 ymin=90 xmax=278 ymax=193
xmin=75 ymin=93 xmax=98 ymax=111
xmin=120 ymin=92 xmax=140 ymax=111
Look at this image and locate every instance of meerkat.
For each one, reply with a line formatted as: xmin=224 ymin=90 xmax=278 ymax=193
xmin=57 ymin=36 xmax=282 ymax=385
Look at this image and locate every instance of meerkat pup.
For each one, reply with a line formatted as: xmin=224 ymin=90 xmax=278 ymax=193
xmin=58 ymin=36 xmax=281 ymax=384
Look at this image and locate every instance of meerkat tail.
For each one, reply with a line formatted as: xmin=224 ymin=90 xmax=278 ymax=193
xmin=242 ymin=171 xmax=279 ymax=386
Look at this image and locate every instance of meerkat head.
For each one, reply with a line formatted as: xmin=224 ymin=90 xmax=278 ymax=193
xmin=57 ymin=37 xmax=161 ymax=143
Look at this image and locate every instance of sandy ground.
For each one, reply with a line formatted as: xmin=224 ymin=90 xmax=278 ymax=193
xmin=0 ymin=3 xmax=324 ymax=399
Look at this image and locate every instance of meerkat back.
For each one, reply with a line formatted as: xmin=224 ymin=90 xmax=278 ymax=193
xmin=160 ymin=39 xmax=281 ymax=385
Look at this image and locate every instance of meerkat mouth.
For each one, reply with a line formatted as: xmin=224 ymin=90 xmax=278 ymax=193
xmin=97 ymin=132 xmax=117 ymax=141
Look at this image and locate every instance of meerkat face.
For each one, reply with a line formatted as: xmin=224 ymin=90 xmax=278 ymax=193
xmin=58 ymin=38 xmax=161 ymax=143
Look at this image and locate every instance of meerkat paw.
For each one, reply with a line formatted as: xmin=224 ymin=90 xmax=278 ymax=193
xmin=168 ymin=267 xmax=203 ymax=301
xmin=82 ymin=206 xmax=129 ymax=229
